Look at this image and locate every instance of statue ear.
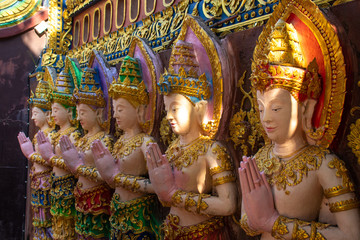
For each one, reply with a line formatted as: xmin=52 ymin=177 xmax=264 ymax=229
xmin=95 ymin=108 xmax=104 ymax=125
xmin=302 ymin=99 xmax=317 ymax=131
xmin=45 ymin=111 xmax=51 ymax=118
xmin=136 ymin=105 xmax=146 ymax=124
xmin=67 ymin=107 xmax=73 ymax=120
xmin=194 ymin=100 xmax=208 ymax=125
xmin=302 ymin=99 xmax=318 ymax=144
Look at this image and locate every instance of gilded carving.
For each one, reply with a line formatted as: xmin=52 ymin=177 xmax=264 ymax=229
xmin=229 ymin=71 xmax=264 ymax=155
xmin=347 ymin=108 xmax=360 ymax=164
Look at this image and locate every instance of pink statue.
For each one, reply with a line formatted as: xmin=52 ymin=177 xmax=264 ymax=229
xmin=59 ymin=51 xmax=115 ymax=239
xmin=238 ymin=16 xmax=360 ymax=239
xmin=35 ymin=58 xmax=82 ymax=240
xmin=91 ymin=55 xmax=161 ymax=239
xmin=147 ymin=40 xmax=237 ymax=239
xmin=17 ymin=69 xmax=55 ymax=239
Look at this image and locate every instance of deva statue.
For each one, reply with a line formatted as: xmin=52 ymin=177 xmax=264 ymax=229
xmin=59 ymin=59 xmax=114 ymax=239
xmin=36 ymin=58 xmax=82 ymax=240
xmin=17 ymin=69 xmax=55 ymax=240
xmin=238 ymin=5 xmax=360 ymax=240
xmin=147 ymin=40 xmax=237 ymax=239
xmin=91 ymin=56 xmax=161 ymax=239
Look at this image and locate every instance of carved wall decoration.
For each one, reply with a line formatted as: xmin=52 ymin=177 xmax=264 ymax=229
xmin=229 ymin=71 xmax=264 ymax=156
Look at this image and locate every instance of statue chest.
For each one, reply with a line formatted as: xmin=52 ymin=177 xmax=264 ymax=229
xmin=172 ymin=156 xmax=212 ymax=193
xmin=115 ymin=148 xmax=147 ymax=175
xmin=273 ymin=171 xmax=323 ymax=220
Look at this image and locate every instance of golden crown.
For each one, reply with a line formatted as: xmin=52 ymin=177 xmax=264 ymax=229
xmin=73 ymin=68 xmax=106 ymax=107
xmin=158 ymin=40 xmax=210 ymax=104
xmin=29 ymin=79 xmax=53 ymax=110
xmin=109 ymin=56 xmax=148 ymax=107
xmin=251 ymin=19 xmax=321 ymax=102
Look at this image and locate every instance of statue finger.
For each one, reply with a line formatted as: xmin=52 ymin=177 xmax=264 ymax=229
xmin=261 ymin=172 xmax=272 ymax=198
xmin=239 ymin=167 xmax=250 ymax=195
xmin=244 ymin=161 xmax=255 ymax=191
xmin=146 ymin=151 xmax=155 ymax=170
xmin=148 ymin=145 xmax=159 ymax=168
xmin=249 ymin=158 xmax=261 ymax=188
xmin=250 ymin=157 xmax=262 ymax=180
xmin=59 ymin=139 xmax=66 ymax=153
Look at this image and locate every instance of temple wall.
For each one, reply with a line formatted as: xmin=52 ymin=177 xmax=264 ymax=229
xmin=0 ymin=28 xmax=46 ymax=239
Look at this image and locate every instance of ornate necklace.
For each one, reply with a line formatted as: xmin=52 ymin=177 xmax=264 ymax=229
xmin=112 ymin=133 xmax=146 ymax=161
xmin=51 ymin=126 xmax=76 ymax=146
xmin=32 ymin=127 xmax=54 ymax=145
xmin=166 ymin=136 xmax=212 ymax=170
xmin=76 ymin=131 xmax=105 ymax=152
xmin=255 ymin=144 xmax=328 ymax=194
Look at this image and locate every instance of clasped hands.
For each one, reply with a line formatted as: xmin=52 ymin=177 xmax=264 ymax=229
xmin=238 ymin=156 xmax=279 ymax=233
xmin=146 ymin=143 xmax=177 ymax=204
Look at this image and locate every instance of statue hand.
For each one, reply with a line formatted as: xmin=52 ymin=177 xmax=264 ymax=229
xmin=146 ymin=143 xmax=176 ymax=203
xmin=60 ymin=135 xmax=83 ymax=174
xmin=91 ymin=139 xmax=117 ymax=184
xmin=17 ymin=132 xmax=35 ymax=159
xmin=239 ymin=157 xmax=279 ymax=233
xmin=36 ymin=131 xmax=54 ymax=162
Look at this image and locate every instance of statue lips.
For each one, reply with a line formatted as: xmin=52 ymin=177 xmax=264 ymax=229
xmin=265 ymin=126 xmax=276 ymax=133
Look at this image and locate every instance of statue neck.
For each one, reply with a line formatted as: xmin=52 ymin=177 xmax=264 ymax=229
xmin=86 ymin=124 xmax=102 ymax=137
xmin=59 ymin=121 xmax=72 ymax=132
xmin=273 ymin=134 xmax=307 ymax=158
xmin=179 ymin=130 xmax=202 ymax=146
xmin=39 ymin=123 xmax=50 ymax=132
xmin=123 ymin=126 xmax=143 ymax=139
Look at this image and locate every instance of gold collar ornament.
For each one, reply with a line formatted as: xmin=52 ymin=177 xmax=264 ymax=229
xmin=255 ymin=144 xmax=327 ymax=194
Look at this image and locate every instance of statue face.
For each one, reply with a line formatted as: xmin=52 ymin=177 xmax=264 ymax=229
xmin=31 ymin=107 xmax=47 ymax=128
xmin=51 ymin=102 xmax=70 ymax=127
xmin=257 ymin=88 xmax=303 ymax=144
xmin=112 ymin=98 xmax=138 ymax=131
xmin=76 ymin=103 xmax=97 ymax=131
xmin=164 ymin=93 xmax=198 ymax=136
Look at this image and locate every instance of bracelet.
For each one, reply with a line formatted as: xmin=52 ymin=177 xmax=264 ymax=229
xmin=29 ymin=153 xmax=48 ymax=166
xmin=77 ymin=165 xmax=99 ymax=182
xmin=271 ymin=215 xmax=291 ymax=239
xmin=239 ymin=214 xmax=261 ymax=237
xmin=184 ymin=192 xmax=196 ymax=212
xmin=49 ymin=155 xmax=67 ymax=170
xmin=196 ymin=193 xmax=210 ymax=214
xmin=329 ymin=198 xmax=360 ymax=212
xmin=212 ymin=174 xmax=236 ymax=187
xmin=171 ymin=190 xmax=184 ymax=207
xmin=113 ymin=173 xmax=145 ymax=192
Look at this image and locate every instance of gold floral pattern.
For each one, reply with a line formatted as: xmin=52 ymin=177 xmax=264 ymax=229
xmin=166 ymin=136 xmax=212 ymax=170
xmin=255 ymin=144 xmax=327 ymax=192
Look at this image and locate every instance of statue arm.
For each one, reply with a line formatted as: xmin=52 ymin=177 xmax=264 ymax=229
xmin=268 ymin=154 xmax=360 ymax=240
xmin=168 ymin=143 xmax=237 ymax=216
xmin=112 ymin=136 xmax=156 ymax=194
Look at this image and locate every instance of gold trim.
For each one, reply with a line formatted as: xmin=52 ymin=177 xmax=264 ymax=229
xmin=177 ymin=15 xmax=223 ymax=138
xmin=163 ymin=0 xmax=175 ymax=8
xmin=115 ymin=0 xmax=126 ymax=29
xmin=92 ymin=8 xmax=101 ymax=40
xmin=251 ymin=0 xmax=346 ymax=148
xmin=82 ymin=14 xmax=90 ymax=44
xmin=129 ymin=0 xmax=140 ymax=23
xmin=145 ymin=0 xmax=156 ymax=16
xmin=103 ymin=0 xmax=113 ymax=35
